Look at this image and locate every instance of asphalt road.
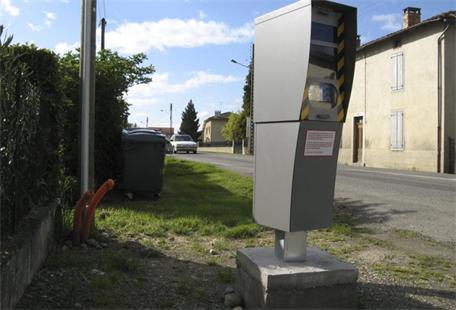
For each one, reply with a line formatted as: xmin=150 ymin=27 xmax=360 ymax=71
xmin=173 ymin=152 xmax=456 ymax=243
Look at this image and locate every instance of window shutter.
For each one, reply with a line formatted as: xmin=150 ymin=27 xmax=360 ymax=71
xmin=390 ymin=112 xmax=398 ymax=148
xmin=397 ymin=53 xmax=404 ymax=89
xmin=391 ymin=55 xmax=397 ymax=90
xmin=397 ymin=111 xmax=404 ymax=148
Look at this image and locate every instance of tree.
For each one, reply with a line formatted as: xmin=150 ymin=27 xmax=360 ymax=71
xmin=228 ymin=55 xmax=252 ymax=142
xmin=179 ymin=100 xmax=200 ymax=141
xmin=59 ymin=49 xmax=155 ymax=189
xmin=242 ymin=59 xmax=253 ymax=118
xmin=222 ymin=112 xmax=246 ymax=142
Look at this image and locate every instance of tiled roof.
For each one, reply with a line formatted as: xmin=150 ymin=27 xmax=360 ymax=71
xmin=358 ymin=11 xmax=455 ymax=52
xmin=204 ymin=112 xmax=232 ymax=123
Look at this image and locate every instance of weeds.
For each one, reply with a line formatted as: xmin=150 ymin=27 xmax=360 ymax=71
xmin=217 ymin=268 xmax=233 ymax=283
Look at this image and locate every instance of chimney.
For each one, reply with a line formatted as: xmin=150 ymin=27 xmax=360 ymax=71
xmin=403 ymin=7 xmax=421 ymax=28
xmin=356 ymin=35 xmax=361 ymax=47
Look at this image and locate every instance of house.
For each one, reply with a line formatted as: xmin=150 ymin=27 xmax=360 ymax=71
xmin=149 ymin=127 xmax=174 ymax=137
xmin=339 ymin=8 xmax=455 ymax=173
xmin=202 ymin=111 xmax=232 ymax=143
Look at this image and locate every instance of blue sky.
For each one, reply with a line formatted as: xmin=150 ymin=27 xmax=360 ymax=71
xmin=1 ymin=0 xmax=454 ymax=130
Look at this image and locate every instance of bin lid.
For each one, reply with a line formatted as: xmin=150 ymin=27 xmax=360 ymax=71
xmin=122 ymin=128 xmax=166 ymax=144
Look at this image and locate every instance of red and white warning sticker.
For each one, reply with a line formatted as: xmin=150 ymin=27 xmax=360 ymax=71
xmin=304 ymin=130 xmax=336 ymax=157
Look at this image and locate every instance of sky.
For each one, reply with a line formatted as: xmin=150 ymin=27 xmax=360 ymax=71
xmin=1 ymin=0 xmax=454 ymax=130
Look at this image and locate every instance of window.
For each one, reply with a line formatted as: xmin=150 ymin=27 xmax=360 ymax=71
xmin=390 ymin=110 xmax=404 ymax=150
xmin=391 ymin=52 xmax=404 ymax=90
xmin=308 ymin=44 xmax=337 ymax=80
xmin=174 ymin=135 xmax=193 ymax=142
xmin=311 ymin=22 xmax=336 ymax=43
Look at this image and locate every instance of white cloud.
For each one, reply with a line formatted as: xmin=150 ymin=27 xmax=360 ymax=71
xmin=54 ymin=41 xmax=79 ymax=54
xmin=127 ymin=71 xmax=240 ymax=99
xmin=372 ymin=14 xmax=401 ymax=32
xmin=199 ymin=110 xmax=209 ymax=120
xmin=127 ymin=98 xmax=158 ymax=107
xmin=27 ymin=23 xmax=41 ymax=32
xmin=61 ymin=0 xmax=69 ymax=3
xmin=104 ymin=18 xmax=253 ymax=53
xmin=198 ymin=10 xmax=206 ymax=19
xmin=130 ymin=112 xmax=148 ymax=118
xmin=44 ymin=11 xmax=56 ymax=20
xmin=43 ymin=10 xmax=56 ymax=27
xmin=0 ymin=0 xmax=20 ymax=16
xmin=126 ymin=72 xmax=240 ymax=120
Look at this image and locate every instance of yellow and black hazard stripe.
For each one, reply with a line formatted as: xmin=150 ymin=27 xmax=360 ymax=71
xmin=300 ymin=86 xmax=310 ymax=120
xmin=336 ymin=12 xmax=345 ymax=122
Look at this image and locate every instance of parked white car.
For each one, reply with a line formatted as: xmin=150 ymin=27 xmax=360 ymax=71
xmin=170 ymin=134 xmax=197 ymax=154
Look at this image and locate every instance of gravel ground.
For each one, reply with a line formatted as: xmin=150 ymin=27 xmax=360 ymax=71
xmin=16 ymin=232 xmax=233 ymax=309
xmin=16 ymin=224 xmax=456 ymax=309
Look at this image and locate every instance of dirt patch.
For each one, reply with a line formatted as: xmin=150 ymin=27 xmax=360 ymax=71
xmin=356 ymin=248 xmax=388 ymax=264
xmin=16 ymin=232 xmax=241 ymax=309
xmin=17 ymin=224 xmax=456 ymax=310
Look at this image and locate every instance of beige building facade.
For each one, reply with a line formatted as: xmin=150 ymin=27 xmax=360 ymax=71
xmin=202 ymin=111 xmax=232 ymax=143
xmin=339 ymin=10 xmax=455 ymax=173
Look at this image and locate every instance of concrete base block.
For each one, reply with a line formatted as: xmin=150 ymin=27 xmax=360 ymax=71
xmin=236 ymin=247 xmax=358 ymax=309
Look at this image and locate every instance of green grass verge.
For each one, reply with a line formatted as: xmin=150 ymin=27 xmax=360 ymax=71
xmin=95 ymin=157 xmax=262 ymax=240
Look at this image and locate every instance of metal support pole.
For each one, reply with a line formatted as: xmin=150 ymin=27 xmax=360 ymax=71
xmin=80 ymin=0 xmax=96 ymax=194
xmin=170 ymin=103 xmax=173 ymax=135
xmin=275 ymin=230 xmax=307 ymax=262
xmin=249 ymin=44 xmax=255 ymax=155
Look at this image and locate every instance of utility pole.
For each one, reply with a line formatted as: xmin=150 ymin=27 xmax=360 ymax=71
xmin=100 ymin=17 xmax=106 ymax=50
xmin=146 ymin=117 xmax=148 ymax=128
xmin=249 ymin=44 xmax=255 ymax=155
xmin=170 ymin=103 xmax=173 ymax=135
xmin=80 ymin=0 xmax=97 ymax=194
xmin=230 ymin=45 xmax=255 ymax=155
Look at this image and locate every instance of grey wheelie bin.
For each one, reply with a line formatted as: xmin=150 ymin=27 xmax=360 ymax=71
xmin=121 ymin=129 xmax=166 ymax=195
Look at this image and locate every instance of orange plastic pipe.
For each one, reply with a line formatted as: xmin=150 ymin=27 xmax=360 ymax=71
xmin=80 ymin=179 xmax=115 ymax=242
xmin=72 ymin=191 xmax=93 ymax=246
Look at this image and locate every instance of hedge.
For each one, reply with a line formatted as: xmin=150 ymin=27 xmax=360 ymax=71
xmin=0 ymin=29 xmax=154 ymax=237
xmin=1 ymin=42 xmax=64 ymax=236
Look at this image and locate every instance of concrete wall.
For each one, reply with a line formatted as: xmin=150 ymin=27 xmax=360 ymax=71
xmin=203 ymin=119 xmax=228 ymax=143
xmin=198 ymin=146 xmax=234 ymax=154
xmin=1 ymin=203 xmax=57 ymax=309
xmin=340 ymin=23 xmax=455 ymax=173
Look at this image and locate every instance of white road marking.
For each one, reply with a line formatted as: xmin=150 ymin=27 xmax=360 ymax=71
xmin=340 ymin=168 xmax=456 ymax=182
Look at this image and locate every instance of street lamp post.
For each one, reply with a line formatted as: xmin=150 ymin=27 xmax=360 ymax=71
xmin=230 ymin=45 xmax=254 ymax=155
xmin=170 ymin=103 xmax=173 ymax=135
xmin=160 ymin=103 xmax=173 ymax=137
xmin=230 ymin=59 xmax=249 ymax=68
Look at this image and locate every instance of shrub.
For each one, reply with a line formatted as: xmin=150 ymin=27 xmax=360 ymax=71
xmin=0 ymin=33 xmax=64 ymax=235
xmin=0 ymin=26 xmax=154 ymax=237
xmin=59 ymin=50 xmax=154 ymax=193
